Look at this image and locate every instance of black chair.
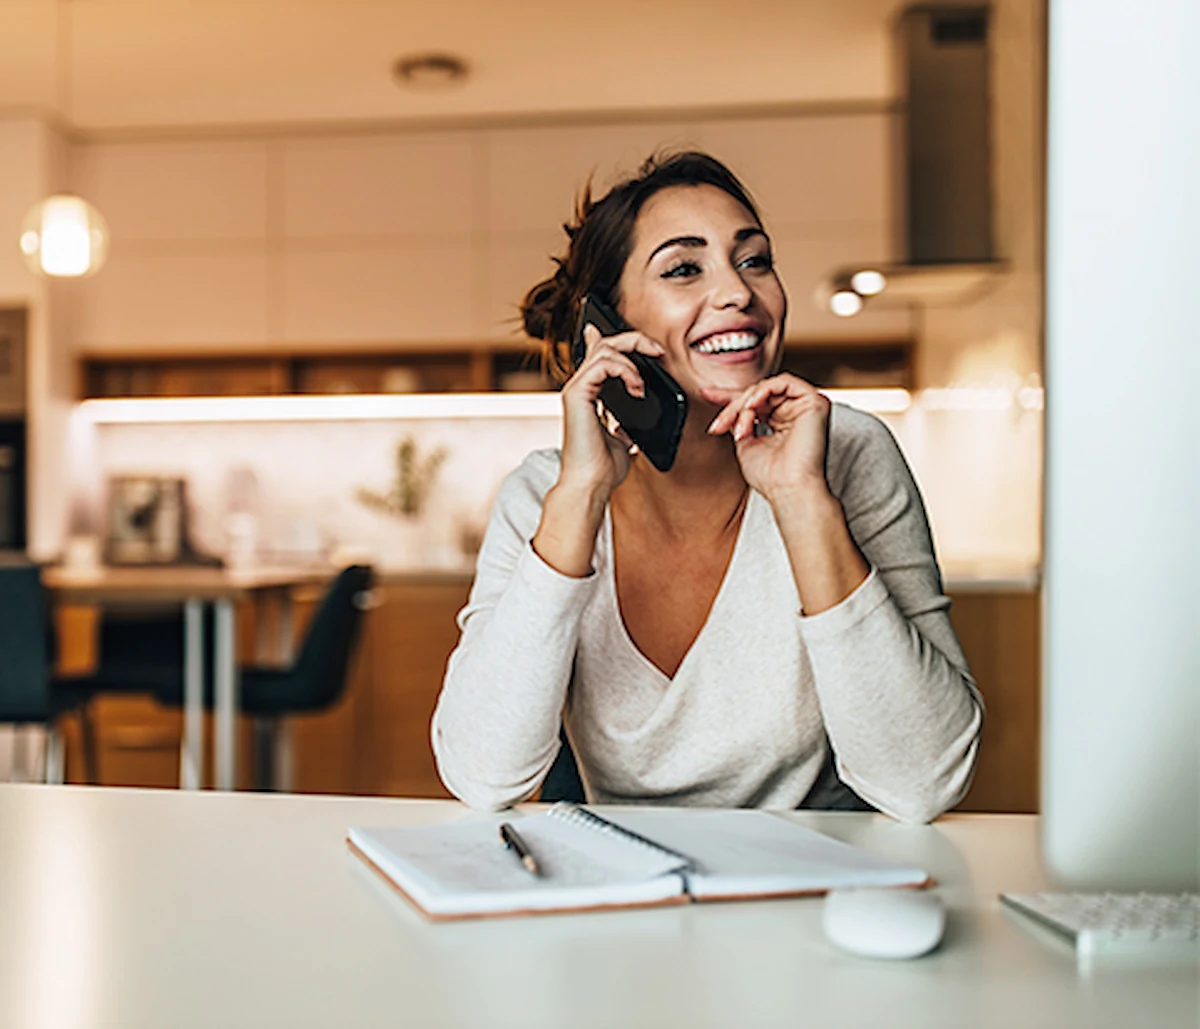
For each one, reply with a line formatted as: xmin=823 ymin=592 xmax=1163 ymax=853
xmin=57 ymin=565 xmax=374 ymax=789
xmin=0 ymin=561 xmax=87 ymax=782
xmin=541 ymin=728 xmax=585 ymax=803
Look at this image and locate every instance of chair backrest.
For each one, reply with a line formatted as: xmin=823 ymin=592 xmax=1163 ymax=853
xmin=0 ymin=562 xmax=52 ymax=723
xmin=288 ymin=564 xmax=374 ymax=711
xmin=540 ymin=729 xmax=586 ymax=803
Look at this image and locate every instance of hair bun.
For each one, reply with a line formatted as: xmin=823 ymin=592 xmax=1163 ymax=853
xmin=521 ymin=259 xmax=577 ymax=348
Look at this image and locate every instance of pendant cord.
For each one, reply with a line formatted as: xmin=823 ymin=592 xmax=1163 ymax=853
xmin=55 ymin=0 xmax=73 ymax=125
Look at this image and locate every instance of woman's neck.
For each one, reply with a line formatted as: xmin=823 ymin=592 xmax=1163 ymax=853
xmin=615 ymin=410 xmax=748 ymax=537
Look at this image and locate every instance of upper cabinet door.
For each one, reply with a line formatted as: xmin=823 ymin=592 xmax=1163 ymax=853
xmin=0 ymin=309 xmax=27 ymax=416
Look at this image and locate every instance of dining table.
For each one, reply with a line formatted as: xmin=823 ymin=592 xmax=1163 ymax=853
xmin=42 ymin=564 xmax=333 ymax=790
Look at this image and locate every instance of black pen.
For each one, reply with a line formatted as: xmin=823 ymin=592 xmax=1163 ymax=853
xmin=499 ymin=822 xmax=541 ymax=876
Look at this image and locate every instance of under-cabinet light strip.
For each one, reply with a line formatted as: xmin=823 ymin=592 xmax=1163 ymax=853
xmin=80 ymin=393 xmax=563 ymax=423
xmin=79 ymin=389 xmax=915 ymax=425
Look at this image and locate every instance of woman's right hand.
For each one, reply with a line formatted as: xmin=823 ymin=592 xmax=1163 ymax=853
xmin=532 ymin=323 xmax=664 ymax=577
xmin=558 ymin=323 xmax=665 ymax=498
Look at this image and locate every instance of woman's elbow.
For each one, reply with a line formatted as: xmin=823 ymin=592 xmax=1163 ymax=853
xmin=848 ymin=735 xmax=982 ymax=825
xmin=430 ymin=723 xmax=543 ymax=812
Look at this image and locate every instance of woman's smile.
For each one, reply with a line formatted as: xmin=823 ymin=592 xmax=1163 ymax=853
xmin=689 ymin=325 xmax=765 ymax=359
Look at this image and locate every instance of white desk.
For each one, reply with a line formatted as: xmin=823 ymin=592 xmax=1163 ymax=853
xmin=0 ymin=786 xmax=1195 ymax=1029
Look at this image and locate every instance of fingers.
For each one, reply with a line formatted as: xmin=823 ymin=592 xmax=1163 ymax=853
xmin=705 ymin=375 xmax=822 ymax=441
xmin=569 ymin=346 xmax=645 ymax=400
xmin=571 ymin=326 xmax=663 ymax=402
xmin=581 ymin=323 xmax=665 ymax=360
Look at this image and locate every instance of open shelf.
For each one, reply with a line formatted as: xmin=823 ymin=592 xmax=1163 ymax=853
xmin=80 ymin=338 xmax=912 ymax=399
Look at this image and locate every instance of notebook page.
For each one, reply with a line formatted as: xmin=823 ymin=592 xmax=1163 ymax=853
xmin=598 ymin=809 xmax=929 ymax=900
xmin=349 ymin=813 xmax=688 ymax=917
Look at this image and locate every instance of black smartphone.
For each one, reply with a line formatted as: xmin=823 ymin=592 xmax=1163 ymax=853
xmin=572 ymin=294 xmax=688 ymax=473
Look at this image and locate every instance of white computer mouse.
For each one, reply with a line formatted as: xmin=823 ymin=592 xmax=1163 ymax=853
xmin=822 ymin=887 xmax=946 ymax=959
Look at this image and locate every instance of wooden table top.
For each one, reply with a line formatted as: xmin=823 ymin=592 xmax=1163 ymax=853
xmin=42 ymin=563 xmax=334 ymax=604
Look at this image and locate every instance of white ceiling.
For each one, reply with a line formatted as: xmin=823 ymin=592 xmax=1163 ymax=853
xmin=0 ymin=0 xmax=913 ymax=135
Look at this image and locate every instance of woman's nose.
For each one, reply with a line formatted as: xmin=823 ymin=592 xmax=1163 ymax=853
xmin=712 ymin=262 xmax=753 ymax=309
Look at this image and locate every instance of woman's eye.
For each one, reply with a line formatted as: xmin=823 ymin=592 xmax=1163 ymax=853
xmin=661 ymin=261 xmax=702 ymax=279
xmin=739 ymin=252 xmax=773 ymax=271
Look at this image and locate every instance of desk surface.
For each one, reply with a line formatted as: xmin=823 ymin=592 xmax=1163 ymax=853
xmin=0 ymin=786 xmax=1194 ymax=1029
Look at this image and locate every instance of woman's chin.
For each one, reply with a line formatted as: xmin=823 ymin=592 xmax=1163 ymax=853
xmin=692 ymin=366 xmax=769 ymax=400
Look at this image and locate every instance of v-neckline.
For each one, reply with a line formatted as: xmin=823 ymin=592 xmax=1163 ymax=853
xmin=603 ymin=489 xmax=757 ymax=686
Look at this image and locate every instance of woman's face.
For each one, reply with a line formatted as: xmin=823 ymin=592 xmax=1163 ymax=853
xmin=617 ymin=184 xmax=787 ymax=402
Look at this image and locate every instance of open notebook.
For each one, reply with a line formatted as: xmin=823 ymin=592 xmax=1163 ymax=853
xmin=348 ymin=803 xmax=930 ymax=920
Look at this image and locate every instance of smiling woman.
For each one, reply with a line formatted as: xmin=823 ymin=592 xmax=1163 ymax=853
xmin=430 ymin=152 xmax=984 ymax=823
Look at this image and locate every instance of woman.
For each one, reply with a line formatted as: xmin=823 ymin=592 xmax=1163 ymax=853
xmin=432 ymin=151 xmax=983 ymax=823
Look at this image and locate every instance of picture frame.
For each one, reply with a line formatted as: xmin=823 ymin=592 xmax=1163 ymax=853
xmin=105 ymin=475 xmax=186 ymax=565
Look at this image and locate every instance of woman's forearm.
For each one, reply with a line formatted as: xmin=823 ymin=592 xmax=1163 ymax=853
xmin=531 ymin=481 xmax=609 ymax=578
xmin=769 ymin=481 xmax=870 ymax=616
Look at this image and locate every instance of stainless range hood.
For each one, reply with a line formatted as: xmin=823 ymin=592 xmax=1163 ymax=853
xmin=826 ymin=5 xmax=1006 ymax=313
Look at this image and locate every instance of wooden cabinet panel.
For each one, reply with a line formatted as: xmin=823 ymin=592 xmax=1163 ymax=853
xmin=358 ymin=581 xmax=468 ymax=798
xmin=948 ymin=590 xmax=1040 ymax=814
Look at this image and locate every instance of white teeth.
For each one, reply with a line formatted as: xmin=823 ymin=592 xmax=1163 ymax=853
xmin=692 ymin=331 xmax=761 ymax=355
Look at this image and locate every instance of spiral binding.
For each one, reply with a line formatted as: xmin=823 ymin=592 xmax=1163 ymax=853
xmin=548 ymin=802 xmax=697 ymax=871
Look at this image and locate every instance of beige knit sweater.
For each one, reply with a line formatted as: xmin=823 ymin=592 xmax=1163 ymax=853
xmin=432 ymin=404 xmax=984 ymax=823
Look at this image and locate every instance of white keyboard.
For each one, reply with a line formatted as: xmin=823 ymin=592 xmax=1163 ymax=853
xmin=1001 ymin=891 xmax=1200 ymax=957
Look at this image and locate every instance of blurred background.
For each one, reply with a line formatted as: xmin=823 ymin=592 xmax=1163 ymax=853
xmin=0 ymin=0 xmax=1044 ymax=811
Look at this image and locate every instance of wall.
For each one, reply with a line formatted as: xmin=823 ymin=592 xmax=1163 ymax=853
xmin=80 ymin=397 xmax=1039 ymax=580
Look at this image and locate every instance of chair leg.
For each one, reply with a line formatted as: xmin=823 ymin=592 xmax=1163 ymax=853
xmin=273 ymin=719 xmax=294 ymax=793
xmin=252 ymin=717 xmax=275 ymax=791
xmin=78 ymin=704 xmax=99 ymax=785
xmin=251 ymin=717 xmax=293 ymax=792
xmin=44 ymin=725 xmax=65 ymax=785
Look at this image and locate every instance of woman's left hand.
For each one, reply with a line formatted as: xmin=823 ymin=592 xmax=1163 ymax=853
xmin=702 ymin=374 xmax=832 ymax=505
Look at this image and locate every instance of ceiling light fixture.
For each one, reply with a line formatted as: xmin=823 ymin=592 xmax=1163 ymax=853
xmin=829 ymin=290 xmax=864 ymax=318
xmin=850 ymin=269 xmax=887 ymax=296
xmin=393 ymin=53 xmax=470 ymax=91
xmin=21 ymin=195 xmax=109 ymax=278
xmin=19 ymin=0 xmax=109 ymax=278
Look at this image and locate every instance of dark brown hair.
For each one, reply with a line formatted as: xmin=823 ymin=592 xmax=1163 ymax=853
xmin=520 ymin=150 xmax=762 ymax=381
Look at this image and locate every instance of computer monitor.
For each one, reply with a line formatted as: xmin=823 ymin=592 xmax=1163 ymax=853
xmin=1042 ymin=0 xmax=1198 ymax=891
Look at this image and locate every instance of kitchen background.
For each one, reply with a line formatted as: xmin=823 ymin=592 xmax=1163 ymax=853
xmin=0 ymin=0 xmax=1045 ymax=803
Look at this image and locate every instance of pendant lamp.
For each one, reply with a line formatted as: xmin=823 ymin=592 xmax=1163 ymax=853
xmin=20 ymin=195 xmax=109 ymax=278
xmin=19 ymin=1 xmax=109 ymax=278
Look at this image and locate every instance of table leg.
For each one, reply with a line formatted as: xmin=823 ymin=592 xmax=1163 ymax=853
xmin=277 ymin=590 xmax=295 ymax=664
xmin=214 ymin=599 xmax=239 ymax=791
xmin=274 ymin=590 xmax=296 ymax=791
xmin=181 ymin=599 xmax=204 ymax=790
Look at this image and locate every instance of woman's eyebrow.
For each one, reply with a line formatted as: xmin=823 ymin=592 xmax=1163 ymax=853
xmin=646 ymin=235 xmax=706 ymax=264
xmin=646 ymin=227 xmax=768 ymax=265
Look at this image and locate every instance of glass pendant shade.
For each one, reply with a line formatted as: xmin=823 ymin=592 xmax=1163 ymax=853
xmin=19 ymin=195 xmax=110 ymax=278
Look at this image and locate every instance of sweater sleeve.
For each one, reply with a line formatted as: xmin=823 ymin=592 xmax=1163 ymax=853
xmin=797 ymin=406 xmax=985 ymax=824
xmin=431 ymin=450 xmax=599 ymax=811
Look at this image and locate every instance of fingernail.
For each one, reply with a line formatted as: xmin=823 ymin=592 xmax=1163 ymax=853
xmin=707 ymin=417 xmax=721 ymax=433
